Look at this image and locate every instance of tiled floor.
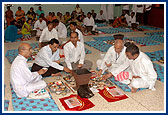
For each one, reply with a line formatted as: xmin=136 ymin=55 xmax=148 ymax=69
xmin=3 ymin=26 xmax=165 ymax=112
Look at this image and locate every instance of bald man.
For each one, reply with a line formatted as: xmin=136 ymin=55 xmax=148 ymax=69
xmin=10 ymin=43 xmax=47 ymax=97
xmin=97 ymin=38 xmax=131 ymax=84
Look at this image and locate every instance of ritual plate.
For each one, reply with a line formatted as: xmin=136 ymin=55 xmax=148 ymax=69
xmin=48 ymin=81 xmax=70 ymax=95
xmin=89 ymin=77 xmax=113 ymax=89
xmin=63 ymin=75 xmax=75 ymax=83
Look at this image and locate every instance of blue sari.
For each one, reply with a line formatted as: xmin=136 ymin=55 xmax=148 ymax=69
xmin=5 ymin=25 xmax=22 ymax=42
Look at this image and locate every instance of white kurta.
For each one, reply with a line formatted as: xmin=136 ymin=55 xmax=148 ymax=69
xmin=129 ymin=51 xmax=157 ymax=90
xmin=83 ymin=17 xmax=95 ymax=26
xmin=83 ymin=17 xmax=97 ymax=31
xmin=55 ymin=22 xmax=67 ymax=39
xmin=75 ymin=28 xmax=84 ymax=43
xmin=126 ymin=14 xmax=137 ymax=26
xmin=97 ymin=46 xmax=130 ymax=77
xmin=39 ymin=27 xmax=58 ymax=43
xmin=96 ymin=13 xmax=106 ymax=20
xmin=34 ymin=45 xmax=64 ymax=70
xmin=107 ymin=4 xmax=114 ymax=20
xmin=34 ymin=20 xmax=47 ymax=36
xmin=10 ymin=54 xmax=46 ymax=97
xmin=64 ymin=41 xmax=85 ymax=70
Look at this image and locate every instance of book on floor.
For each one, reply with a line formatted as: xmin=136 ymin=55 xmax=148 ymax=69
xmin=64 ymin=96 xmax=82 ymax=108
xmin=107 ymin=87 xmax=124 ymax=97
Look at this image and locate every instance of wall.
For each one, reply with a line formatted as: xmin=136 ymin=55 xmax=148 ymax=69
xmin=148 ymin=8 xmax=164 ymax=28
xmin=4 ymin=4 xmax=132 ymax=18
xmin=4 ymin=4 xmax=101 ymax=18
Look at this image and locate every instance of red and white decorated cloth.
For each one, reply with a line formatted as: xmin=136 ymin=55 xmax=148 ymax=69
xmin=115 ymin=71 xmax=129 ymax=81
xmin=59 ymin=94 xmax=95 ymax=111
xmin=59 ymin=49 xmax=65 ymax=58
xmin=98 ymin=86 xmax=128 ymax=102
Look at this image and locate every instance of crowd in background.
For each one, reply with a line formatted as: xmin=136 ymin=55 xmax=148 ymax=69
xmin=4 ymin=4 xmax=152 ymax=42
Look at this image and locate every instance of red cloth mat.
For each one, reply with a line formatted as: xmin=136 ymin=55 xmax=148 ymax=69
xmin=59 ymin=94 xmax=95 ymax=111
xmin=98 ymin=86 xmax=128 ymax=102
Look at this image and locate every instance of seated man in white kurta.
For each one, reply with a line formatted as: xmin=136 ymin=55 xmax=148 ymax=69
xmin=34 ymin=15 xmax=47 ymax=37
xmin=83 ymin=12 xmax=97 ymax=32
xmin=52 ymin=19 xmax=67 ymax=39
xmin=70 ymin=22 xmax=84 ymax=43
xmin=125 ymin=43 xmax=157 ymax=93
xmin=60 ymin=22 xmax=84 ymax=48
xmin=95 ymin=10 xmax=106 ymax=23
xmin=31 ymin=38 xmax=71 ymax=77
xmin=97 ymin=37 xmax=131 ymax=84
xmin=39 ymin=21 xmax=58 ymax=47
xmin=10 ymin=43 xmax=47 ymax=97
xmin=125 ymin=12 xmax=138 ymax=27
xmin=63 ymin=32 xmax=92 ymax=70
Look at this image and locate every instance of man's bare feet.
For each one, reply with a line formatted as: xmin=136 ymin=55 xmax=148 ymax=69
xmin=51 ymin=72 xmax=62 ymax=77
xmin=131 ymin=87 xmax=138 ymax=93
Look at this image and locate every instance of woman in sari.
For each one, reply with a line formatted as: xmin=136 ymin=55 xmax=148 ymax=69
xmin=26 ymin=7 xmax=36 ymax=22
xmin=64 ymin=12 xmax=71 ymax=24
xmin=112 ymin=14 xmax=128 ymax=28
xmin=15 ymin=6 xmax=25 ymax=21
xmin=21 ymin=18 xmax=32 ymax=39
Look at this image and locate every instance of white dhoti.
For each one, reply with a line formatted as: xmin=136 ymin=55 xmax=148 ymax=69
xmin=36 ymin=30 xmax=42 ymax=37
xmin=92 ymin=25 xmax=97 ymax=31
xmin=26 ymin=80 xmax=47 ymax=95
xmin=14 ymin=80 xmax=46 ymax=97
xmin=130 ymin=78 xmax=149 ymax=89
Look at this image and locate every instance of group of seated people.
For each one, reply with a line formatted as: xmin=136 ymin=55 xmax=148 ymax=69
xmin=5 ymin=6 xmax=101 ymax=42
xmin=10 ymin=32 xmax=157 ymax=98
xmin=5 ymin=4 xmax=144 ymax=42
xmin=10 ymin=32 xmax=92 ymax=97
xmin=112 ymin=11 xmax=137 ymax=28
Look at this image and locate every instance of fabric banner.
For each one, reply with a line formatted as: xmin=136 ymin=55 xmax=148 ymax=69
xmin=100 ymin=4 xmax=108 ymax=21
xmin=59 ymin=94 xmax=95 ymax=111
xmin=107 ymin=4 xmax=114 ymax=20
